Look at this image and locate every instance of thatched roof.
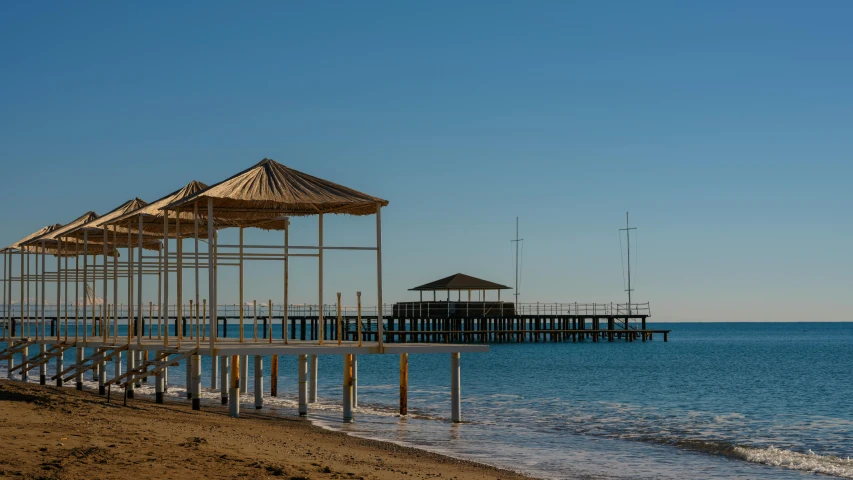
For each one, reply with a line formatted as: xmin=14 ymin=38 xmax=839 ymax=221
xmin=3 ymin=224 xmax=63 ymax=252
xmin=102 ymin=180 xmax=216 ymax=238
xmin=409 ymin=273 xmax=511 ymax=291
xmin=60 ymin=198 xmax=162 ymax=251
xmin=163 ymin=159 xmax=389 ymax=229
xmin=20 ymin=212 xmax=116 ymax=256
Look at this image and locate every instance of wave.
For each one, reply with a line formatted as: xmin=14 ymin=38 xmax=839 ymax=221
xmin=731 ymin=445 xmax=853 ymax=478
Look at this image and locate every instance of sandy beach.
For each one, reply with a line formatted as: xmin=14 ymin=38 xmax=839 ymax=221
xmin=0 ymin=380 xmax=535 ymax=480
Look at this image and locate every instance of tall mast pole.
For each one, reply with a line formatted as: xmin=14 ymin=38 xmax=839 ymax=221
xmin=511 ymin=217 xmax=523 ymax=306
xmin=620 ymin=212 xmax=637 ymax=315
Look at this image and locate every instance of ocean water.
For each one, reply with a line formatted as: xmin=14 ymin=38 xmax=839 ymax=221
xmin=2 ymin=322 xmax=852 ymax=479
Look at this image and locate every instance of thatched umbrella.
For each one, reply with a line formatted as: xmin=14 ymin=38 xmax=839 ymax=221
xmin=102 ymin=180 xmax=212 ymax=238
xmin=60 ymin=198 xmax=161 ymax=251
xmin=3 ymin=224 xmax=63 ymax=253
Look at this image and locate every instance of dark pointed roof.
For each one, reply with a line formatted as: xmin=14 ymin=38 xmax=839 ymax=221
xmin=163 ymin=158 xmax=389 ymax=229
xmin=409 ymin=273 xmax=511 ymax=291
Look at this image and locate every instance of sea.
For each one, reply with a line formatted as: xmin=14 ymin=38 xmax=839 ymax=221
xmin=2 ymin=322 xmax=852 ymax=479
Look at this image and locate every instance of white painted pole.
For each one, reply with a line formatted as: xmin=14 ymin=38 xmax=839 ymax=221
xmin=239 ymin=226 xmax=244 ymax=343
xmin=254 ymin=355 xmax=263 ymax=409
xmin=193 ymin=202 xmax=200 ymax=344
xmin=137 ymin=216 xmax=144 ymax=347
xmin=208 ymin=198 xmax=216 ymax=352
xmin=309 ymin=354 xmax=318 ymax=403
xmin=163 ymin=211 xmax=170 ymax=348
xmin=451 ymin=352 xmax=461 ymax=423
xmin=21 ymin=342 xmax=29 ymax=382
xmin=298 ymin=354 xmax=308 ymax=416
xmin=112 ymin=226 xmax=118 ymax=341
xmin=103 ymin=226 xmax=108 ymax=342
xmin=83 ymin=231 xmax=88 ymax=344
xmin=283 ymin=218 xmax=289 ymax=343
xmin=39 ymin=241 xmax=46 ymax=384
xmin=240 ymin=354 xmax=248 ymax=394
xmin=220 ymin=355 xmax=228 ymax=405
xmin=352 ymin=354 xmax=359 ymax=407
xmin=343 ymin=353 xmax=353 ymax=423
xmin=157 ymin=243 xmax=162 ymax=339
xmin=318 ymin=213 xmax=323 ymax=345
xmin=191 ymin=354 xmax=201 ymax=410
xmin=376 ymin=203 xmax=384 ymax=350
xmin=155 ymin=351 xmax=165 ymax=404
xmin=176 ymin=213 xmax=183 ymax=347
xmin=229 ymin=355 xmax=240 ymax=418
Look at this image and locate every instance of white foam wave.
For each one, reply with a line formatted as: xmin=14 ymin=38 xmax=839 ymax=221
xmin=732 ymin=445 xmax=853 ymax=478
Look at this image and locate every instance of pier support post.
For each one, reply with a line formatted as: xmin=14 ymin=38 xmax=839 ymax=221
xmin=450 ymin=352 xmax=461 ymax=423
xmin=308 ymin=354 xmax=318 ymax=403
xmin=240 ymin=355 xmax=248 ymax=394
xmin=127 ymin=349 xmax=135 ymax=398
xmin=55 ymin=348 xmax=63 ymax=387
xmin=352 ymin=354 xmax=358 ymax=408
xmin=75 ymin=346 xmax=84 ymax=390
xmin=229 ymin=355 xmax=240 ymax=418
xmin=399 ymin=353 xmax=408 ymax=416
xmin=155 ymin=352 xmax=165 ymax=404
xmin=211 ymin=355 xmax=218 ymax=390
xmin=254 ymin=356 xmax=263 ymax=409
xmin=298 ymin=354 xmax=308 ymax=416
xmin=98 ymin=349 xmax=106 ymax=394
xmin=270 ymin=355 xmax=278 ymax=397
xmin=220 ymin=356 xmax=229 ymax=405
xmin=191 ymin=355 xmax=201 ymax=410
xmin=135 ymin=351 xmax=143 ymax=388
xmin=343 ymin=353 xmax=353 ymax=423
xmin=39 ymin=344 xmax=46 ymax=385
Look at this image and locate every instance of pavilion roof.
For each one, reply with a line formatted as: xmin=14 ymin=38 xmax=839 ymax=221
xmin=409 ymin=273 xmax=511 ymax=291
xmin=19 ymin=212 xmax=117 ymax=256
xmin=163 ymin=158 xmax=389 ymax=229
xmin=3 ymin=224 xmax=63 ymax=252
xmin=101 ymin=180 xmax=215 ymax=238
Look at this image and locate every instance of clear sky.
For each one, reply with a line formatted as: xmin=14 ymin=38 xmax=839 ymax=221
xmin=1 ymin=2 xmax=851 ymax=321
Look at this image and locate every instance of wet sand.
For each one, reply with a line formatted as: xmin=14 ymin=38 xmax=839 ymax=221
xmin=0 ymin=380 xmax=536 ymax=480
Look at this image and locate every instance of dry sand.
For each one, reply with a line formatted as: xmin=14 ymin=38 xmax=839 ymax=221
xmin=0 ymin=380 xmax=536 ymax=480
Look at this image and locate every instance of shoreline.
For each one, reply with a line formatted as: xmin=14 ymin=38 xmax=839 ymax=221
xmin=0 ymin=379 xmax=539 ymax=480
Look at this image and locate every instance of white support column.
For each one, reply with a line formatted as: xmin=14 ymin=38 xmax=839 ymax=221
xmin=318 ymin=214 xmax=324 ymax=345
xmin=451 ymin=352 xmax=461 ymax=423
xmin=155 ymin=351 xmax=165 ymax=404
xmin=98 ymin=349 xmax=106 ymax=394
xmin=83 ymin=230 xmax=88 ymax=343
xmin=55 ymin=344 xmax=63 ymax=386
xmin=211 ymin=354 xmax=218 ymax=391
xmin=229 ymin=355 xmax=240 ymax=418
xmin=207 ymin=198 xmax=216 ymax=352
xmin=137 ymin=216 xmax=144 ymax=347
xmin=40 ymin=241 xmax=45 ymax=345
xmin=220 ymin=355 xmax=228 ymax=405
xmin=21 ymin=343 xmax=29 ymax=382
xmin=283 ymin=218 xmax=289 ymax=342
xmin=343 ymin=353 xmax=353 ymax=423
xmin=352 ymin=354 xmax=358 ymax=407
xmin=191 ymin=354 xmax=201 ymax=410
xmin=56 ymin=239 xmax=62 ymax=341
xmin=6 ymin=341 xmax=14 ymax=379
xmin=253 ymin=355 xmax=263 ymax=409
xmin=75 ymin=346 xmax=84 ymax=390
xmin=240 ymin=355 xmax=248 ymax=394
xmin=102 ymin=226 xmax=108 ymax=342
xmin=114 ymin=350 xmax=122 ymax=385
xmin=163 ymin=211 xmax=170 ymax=348
xmin=186 ymin=356 xmax=192 ymax=399
xmin=112 ymin=226 xmax=118 ymax=341
xmin=127 ymin=349 xmax=136 ymax=399
xmin=193 ymin=202 xmax=200 ymax=346
xmin=376 ymin=203 xmax=384 ymax=349
xmin=309 ymin=354 xmax=318 ymax=403
xmin=298 ymin=354 xmax=308 ymax=416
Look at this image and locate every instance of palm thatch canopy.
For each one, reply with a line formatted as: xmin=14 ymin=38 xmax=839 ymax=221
xmin=20 ymin=212 xmax=116 ymax=256
xmin=102 ymin=180 xmax=216 ymax=238
xmin=3 ymin=224 xmax=63 ymax=253
xmin=163 ymin=158 xmax=389 ymax=229
xmin=409 ymin=273 xmax=511 ymax=292
xmin=59 ymin=198 xmax=160 ymax=251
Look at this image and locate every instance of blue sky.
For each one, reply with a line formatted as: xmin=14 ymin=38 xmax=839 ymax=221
xmin=1 ymin=2 xmax=851 ymax=321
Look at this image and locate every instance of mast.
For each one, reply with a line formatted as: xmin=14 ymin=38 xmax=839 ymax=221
xmin=511 ymin=217 xmax=523 ymax=305
xmin=620 ymin=212 xmax=637 ymax=315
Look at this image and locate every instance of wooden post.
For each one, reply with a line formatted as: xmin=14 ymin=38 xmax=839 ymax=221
xmin=375 ymin=203 xmax=383 ymax=350
xmin=283 ymin=218 xmax=289 ymax=342
xmin=352 ymin=354 xmax=358 ymax=407
xmin=399 ymin=353 xmax=408 ymax=416
xmin=298 ymin=354 xmax=308 ymax=416
xmin=239 ymin=227 xmax=244 ymax=343
xmin=240 ymin=355 xmax=248 ymax=394
xmin=137 ymin=216 xmax=144 ymax=347
xmin=270 ymin=355 xmax=278 ymax=397
xmin=253 ymin=299 xmax=257 ymax=342
xmin=309 ymin=354 xmax=318 ymax=403
xmin=451 ymin=352 xmax=461 ymax=423
xmin=155 ymin=351 xmax=165 ymax=404
xmin=357 ymin=291 xmax=363 ymax=346
xmin=83 ymin=230 xmax=88 ymax=343
xmin=177 ymin=213 xmax=183 ymax=347
xmin=254 ymin=356 xmax=263 ymax=409
xmin=343 ymin=353 xmax=353 ymax=423
xmin=229 ymin=355 xmax=240 ymax=418
xmin=208 ymin=198 xmax=216 ymax=352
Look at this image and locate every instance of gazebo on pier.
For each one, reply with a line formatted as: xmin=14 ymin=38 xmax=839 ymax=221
xmin=393 ymin=273 xmax=514 ymax=317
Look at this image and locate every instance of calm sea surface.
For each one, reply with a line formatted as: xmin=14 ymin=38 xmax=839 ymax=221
xmin=3 ymin=322 xmax=852 ymax=479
